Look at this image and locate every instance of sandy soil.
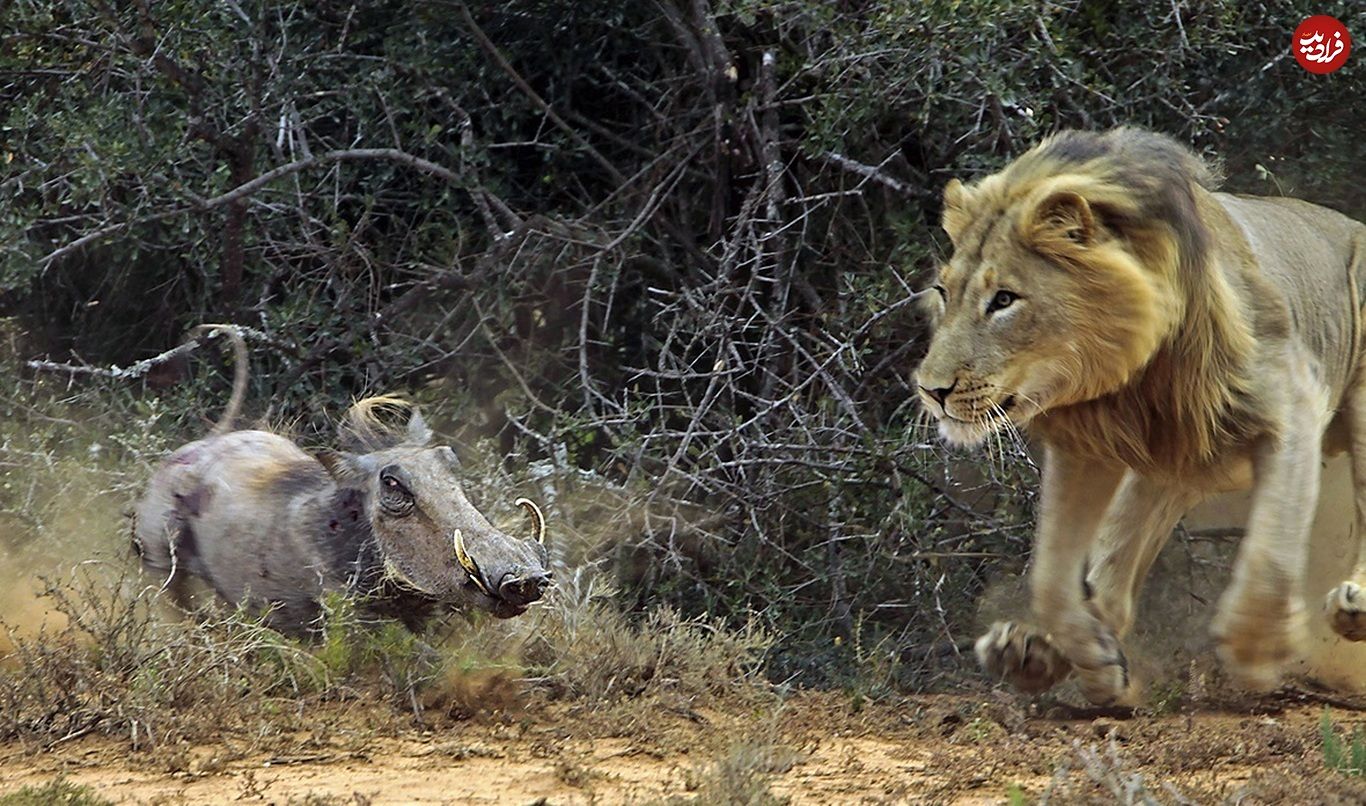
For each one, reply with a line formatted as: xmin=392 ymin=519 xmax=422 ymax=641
xmin=4 ymin=687 xmax=1366 ymax=805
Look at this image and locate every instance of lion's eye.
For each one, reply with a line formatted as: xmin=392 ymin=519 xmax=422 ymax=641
xmin=986 ymin=290 xmax=1019 ymax=314
xmin=933 ymin=285 xmax=947 ymax=301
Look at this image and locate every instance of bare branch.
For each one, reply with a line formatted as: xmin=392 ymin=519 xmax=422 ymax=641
xmin=454 ymin=2 xmax=625 ymax=185
xmin=25 ymin=325 xmax=286 ymax=380
xmin=200 ymin=148 xmax=468 ymax=209
xmin=820 ymin=151 xmax=921 ymax=197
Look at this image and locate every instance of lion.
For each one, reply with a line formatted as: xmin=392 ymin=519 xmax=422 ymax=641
xmin=915 ymin=127 xmax=1366 ymax=706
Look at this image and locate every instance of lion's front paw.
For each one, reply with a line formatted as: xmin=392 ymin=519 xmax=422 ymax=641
xmin=1326 ymin=581 xmax=1366 ymax=641
xmin=1070 ymin=641 xmax=1140 ymax=707
xmin=1211 ymin=596 xmax=1308 ymax=691
xmin=974 ymin=621 xmax=1072 ymax=695
xmin=1049 ymin=615 xmax=1140 ymax=707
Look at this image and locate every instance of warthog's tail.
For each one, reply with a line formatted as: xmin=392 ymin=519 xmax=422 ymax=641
xmin=188 ymin=323 xmax=249 ymax=436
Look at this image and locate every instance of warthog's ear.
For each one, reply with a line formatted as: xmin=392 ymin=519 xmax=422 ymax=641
xmin=316 ymin=450 xmax=371 ymax=482
xmin=406 ymin=409 xmax=432 ymax=446
xmin=941 ymin=178 xmax=971 ymax=244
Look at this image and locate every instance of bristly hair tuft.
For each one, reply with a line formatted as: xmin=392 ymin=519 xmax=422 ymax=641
xmin=339 ymin=394 xmax=418 ymax=452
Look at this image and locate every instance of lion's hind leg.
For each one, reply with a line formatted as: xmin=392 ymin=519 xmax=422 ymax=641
xmin=1211 ymin=365 xmax=1325 ymax=690
xmin=1325 ymin=384 xmax=1366 ymax=641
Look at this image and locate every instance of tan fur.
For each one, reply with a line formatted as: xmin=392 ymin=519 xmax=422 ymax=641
xmin=917 ymin=127 xmax=1366 ymax=704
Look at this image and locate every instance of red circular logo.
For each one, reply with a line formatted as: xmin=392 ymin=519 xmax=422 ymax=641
xmin=1293 ymin=15 xmax=1351 ymax=74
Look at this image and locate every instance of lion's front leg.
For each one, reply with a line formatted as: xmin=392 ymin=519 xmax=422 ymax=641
xmin=976 ymin=447 xmax=1134 ymax=704
xmin=975 ymin=614 xmax=1131 ymax=704
xmin=1211 ymin=381 xmax=1324 ymax=690
xmin=1085 ymin=473 xmax=1199 ymax=640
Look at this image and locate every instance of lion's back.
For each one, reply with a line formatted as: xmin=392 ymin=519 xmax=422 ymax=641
xmin=1215 ymin=192 xmax=1366 ymax=399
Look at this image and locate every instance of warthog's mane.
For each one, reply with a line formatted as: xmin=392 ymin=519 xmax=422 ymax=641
xmin=338 ymin=394 xmax=428 ymax=452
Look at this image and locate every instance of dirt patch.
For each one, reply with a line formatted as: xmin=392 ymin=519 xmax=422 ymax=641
xmin=2 ymin=689 xmax=1364 ymax=804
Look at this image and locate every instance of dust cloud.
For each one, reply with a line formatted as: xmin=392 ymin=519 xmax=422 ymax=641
xmin=0 ymin=404 xmax=683 ymax=657
xmin=0 ymin=453 xmax=133 ymax=654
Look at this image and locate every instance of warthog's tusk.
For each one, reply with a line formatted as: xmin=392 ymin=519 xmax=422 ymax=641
xmin=452 ymin=529 xmax=491 ymax=596
xmin=514 ymin=497 xmax=546 ymax=545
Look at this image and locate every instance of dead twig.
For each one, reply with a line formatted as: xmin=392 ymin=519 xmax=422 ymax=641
xmin=25 ymin=325 xmax=288 ymax=380
xmin=821 ymin=151 xmax=921 ymax=197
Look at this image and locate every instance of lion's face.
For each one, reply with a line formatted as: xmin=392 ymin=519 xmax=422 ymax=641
xmin=915 ymin=176 xmax=1182 ymax=448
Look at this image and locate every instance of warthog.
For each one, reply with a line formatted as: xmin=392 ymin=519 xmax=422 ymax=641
xmin=132 ymin=326 xmax=551 ymax=635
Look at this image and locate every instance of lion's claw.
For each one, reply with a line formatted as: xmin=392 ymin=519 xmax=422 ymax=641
xmin=975 ymin=621 xmax=1072 ymax=694
xmin=976 ymin=618 xmax=1140 ymax=706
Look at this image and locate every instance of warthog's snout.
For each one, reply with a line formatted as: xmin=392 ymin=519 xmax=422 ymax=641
xmin=497 ymin=568 xmax=552 ymax=607
xmin=454 ymin=530 xmax=552 ymax=614
xmin=451 ymin=498 xmax=551 ymax=616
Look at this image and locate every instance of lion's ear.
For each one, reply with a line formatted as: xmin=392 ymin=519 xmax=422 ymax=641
xmin=941 ymin=178 xmax=971 ymax=243
xmin=1027 ymin=189 xmax=1098 ymax=251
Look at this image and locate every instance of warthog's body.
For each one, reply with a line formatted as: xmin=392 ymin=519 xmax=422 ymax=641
xmin=132 ymin=330 xmax=550 ymax=635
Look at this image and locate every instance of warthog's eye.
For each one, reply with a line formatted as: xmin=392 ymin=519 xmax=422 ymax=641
xmin=986 ymin=289 xmax=1019 ymax=314
xmin=378 ymin=469 xmax=414 ymax=516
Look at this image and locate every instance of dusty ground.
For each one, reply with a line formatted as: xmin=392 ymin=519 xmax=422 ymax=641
xmin=4 ymin=686 xmax=1366 ymax=805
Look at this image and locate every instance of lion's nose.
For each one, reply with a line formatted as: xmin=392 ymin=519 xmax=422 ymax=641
xmin=920 ymin=380 xmax=957 ymax=407
xmin=497 ymin=570 xmax=552 ymax=607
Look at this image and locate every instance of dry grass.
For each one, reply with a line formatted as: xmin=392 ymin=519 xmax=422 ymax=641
xmin=647 ymin=728 xmax=800 ymax=806
xmin=0 ymin=562 xmax=775 ymax=756
xmin=524 ymin=569 xmax=772 ymax=702
xmin=0 ymin=568 xmax=332 ymax=751
xmin=416 ymin=566 xmax=775 ymax=737
xmin=1039 ymin=739 xmax=1196 ymax=806
xmin=0 ymin=778 xmax=112 ymax=806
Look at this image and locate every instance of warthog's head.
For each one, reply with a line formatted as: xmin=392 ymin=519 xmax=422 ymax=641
xmin=320 ymin=397 xmax=551 ymax=618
